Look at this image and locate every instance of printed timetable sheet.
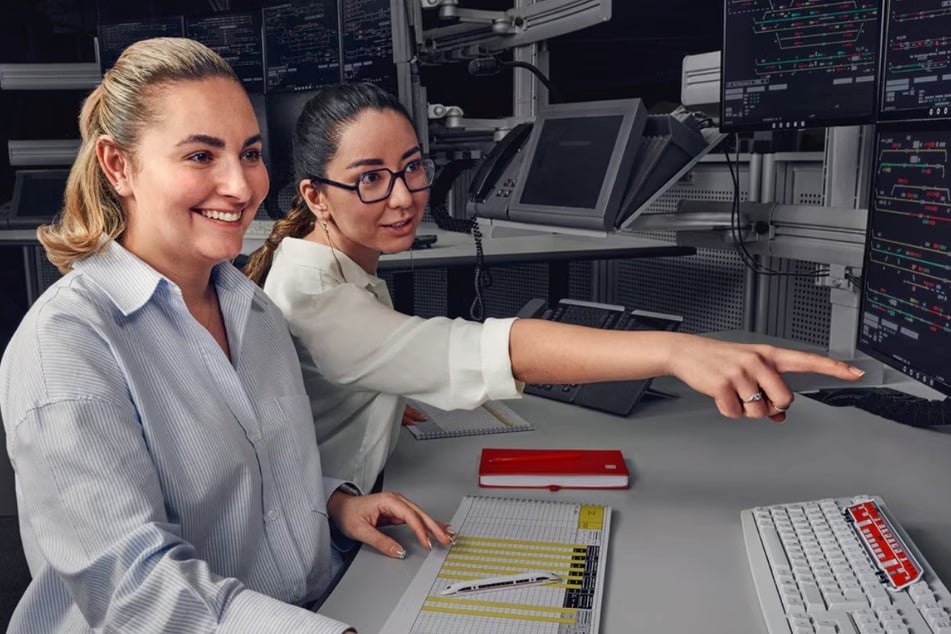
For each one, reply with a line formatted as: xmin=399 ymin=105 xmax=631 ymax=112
xmin=381 ymin=496 xmax=612 ymax=634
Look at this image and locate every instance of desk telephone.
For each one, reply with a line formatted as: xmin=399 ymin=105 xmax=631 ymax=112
xmin=465 ymin=107 xmax=708 ymax=231
xmin=516 ymin=298 xmax=683 ymax=416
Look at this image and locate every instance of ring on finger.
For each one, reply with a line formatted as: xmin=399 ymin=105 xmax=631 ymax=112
xmin=741 ymin=391 xmax=764 ymax=404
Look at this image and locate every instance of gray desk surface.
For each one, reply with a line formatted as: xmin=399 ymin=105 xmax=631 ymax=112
xmin=243 ymin=224 xmax=695 ymax=269
xmin=320 ymin=352 xmax=951 ymax=633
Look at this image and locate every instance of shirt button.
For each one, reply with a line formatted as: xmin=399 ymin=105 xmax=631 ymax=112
xmin=266 ymin=509 xmax=279 ymax=521
xmin=293 ymin=585 xmax=303 ymax=600
xmin=248 ymin=430 xmax=261 ymax=441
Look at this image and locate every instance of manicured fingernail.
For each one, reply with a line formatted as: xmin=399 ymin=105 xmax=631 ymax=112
xmin=427 ymin=538 xmax=433 ymax=549
xmin=394 ymin=546 xmax=406 ymax=559
xmin=849 ymin=366 xmax=865 ymax=376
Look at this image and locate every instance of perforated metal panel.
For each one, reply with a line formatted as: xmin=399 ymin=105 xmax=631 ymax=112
xmin=766 ymin=163 xmax=833 ymax=347
xmin=31 ymin=246 xmax=63 ymax=302
xmin=615 ymin=163 xmax=749 ymax=334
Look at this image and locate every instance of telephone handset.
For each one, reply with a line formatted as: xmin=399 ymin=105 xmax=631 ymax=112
xmin=466 ymin=122 xmax=533 ymax=220
xmin=516 ymin=298 xmax=682 ymax=417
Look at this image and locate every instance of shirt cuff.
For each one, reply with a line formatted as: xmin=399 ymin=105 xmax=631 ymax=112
xmin=324 ymin=479 xmax=363 ymax=552
xmin=221 ymin=588 xmax=353 ymax=634
xmin=481 ymin=317 xmax=524 ymax=398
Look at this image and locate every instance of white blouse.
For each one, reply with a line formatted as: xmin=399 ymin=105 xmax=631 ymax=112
xmin=263 ymin=238 xmax=522 ymax=491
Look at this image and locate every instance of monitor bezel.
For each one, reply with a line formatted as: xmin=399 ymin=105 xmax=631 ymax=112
xmin=856 ymin=122 xmax=951 ymax=398
xmin=719 ymin=0 xmax=882 ymax=133
xmin=506 ymin=98 xmax=647 ymax=231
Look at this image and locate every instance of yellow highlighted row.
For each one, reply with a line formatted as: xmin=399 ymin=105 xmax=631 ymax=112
xmin=447 ymin=556 xmax=585 ymax=569
xmin=426 ymin=595 xmax=579 ymax=614
xmin=421 ymin=605 xmax=577 ymax=624
xmin=447 ymin=548 xmax=584 ymax=561
xmin=455 ymin=536 xmax=588 ymax=549
xmin=439 ymin=567 xmax=584 ymax=581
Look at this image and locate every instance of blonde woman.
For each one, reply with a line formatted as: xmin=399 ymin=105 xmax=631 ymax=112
xmin=0 ymin=39 xmax=449 ymax=634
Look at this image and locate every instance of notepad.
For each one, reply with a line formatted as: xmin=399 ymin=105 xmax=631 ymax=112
xmin=479 ymin=448 xmax=630 ymax=489
xmin=380 ymin=495 xmax=612 ymax=634
xmin=404 ymin=400 xmax=533 ymax=440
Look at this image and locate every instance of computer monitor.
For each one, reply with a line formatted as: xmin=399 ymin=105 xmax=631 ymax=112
xmin=878 ymin=0 xmax=951 ymax=123
xmin=186 ymin=11 xmax=264 ymax=94
xmin=9 ymin=169 xmax=70 ymax=228
xmin=720 ymin=0 xmax=880 ymax=131
xmin=263 ymin=89 xmax=320 ymax=218
xmin=98 ymin=17 xmax=185 ymax=73
xmin=342 ymin=0 xmax=398 ymax=94
xmin=263 ymin=1 xmax=341 ymax=94
xmin=857 ymin=126 xmax=951 ymax=397
xmin=506 ymin=99 xmax=648 ymax=231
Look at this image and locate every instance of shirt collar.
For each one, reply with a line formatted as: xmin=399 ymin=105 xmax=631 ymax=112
xmin=279 ymin=237 xmax=388 ymax=299
xmin=74 ymin=239 xmax=255 ymax=316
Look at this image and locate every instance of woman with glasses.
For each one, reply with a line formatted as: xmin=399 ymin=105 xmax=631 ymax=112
xmin=243 ymin=83 xmax=864 ymax=493
xmin=244 ymin=83 xmax=522 ymax=492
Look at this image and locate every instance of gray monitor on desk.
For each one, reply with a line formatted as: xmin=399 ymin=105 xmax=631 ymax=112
xmin=507 ymin=98 xmax=647 ymax=231
xmin=6 ymin=168 xmax=69 ymax=228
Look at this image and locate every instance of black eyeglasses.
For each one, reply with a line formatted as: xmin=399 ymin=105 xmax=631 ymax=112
xmin=311 ymin=158 xmax=436 ymax=204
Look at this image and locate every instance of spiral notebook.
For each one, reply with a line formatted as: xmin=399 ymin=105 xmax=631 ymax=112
xmin=404 ymin=400 xmax=533 ymax=440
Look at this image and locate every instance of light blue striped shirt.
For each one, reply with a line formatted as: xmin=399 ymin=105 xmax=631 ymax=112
xmin=0 ymin=241 xmax=354 ymax=633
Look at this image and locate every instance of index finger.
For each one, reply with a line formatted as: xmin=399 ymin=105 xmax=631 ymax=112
xmin=772 ymin=349 xmax=865 ymax=380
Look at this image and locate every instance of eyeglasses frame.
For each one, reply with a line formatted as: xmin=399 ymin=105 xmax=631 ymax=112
xmin=310 ymin=158 xmax=436 ymax=204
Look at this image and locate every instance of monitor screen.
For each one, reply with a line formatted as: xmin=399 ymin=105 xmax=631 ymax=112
xmin=263 ymin=1 xmax=341 ymax=93
xmin=263 ymin=89 xmax=319 ymax=217
xmin=879 ymin=0 xmax=951 ymax=123
xmin=98 ymin=17 xmax=185 ymax=73
xmin=186 ymin=12 xmax=264 ymax=94
xmin=857 ymin=126 xmax=951 ymax=397
xmin=720 ymin=0 xmax=880 ymax=131
xmin=507 ymin=99 xmax=647 ymax=231
xmin=342 ymin=0 xmax=398 ymax=94
xmin=11 ymin=169 xmax=70 ymax=222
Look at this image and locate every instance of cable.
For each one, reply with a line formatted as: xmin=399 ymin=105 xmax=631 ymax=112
xmin=722 ymin=135 xmax=831 ymax=279
xmin=468 ymin=217 xmax=492 ymax=321
xmin=467 ymin=57 xmax=564 ymax=102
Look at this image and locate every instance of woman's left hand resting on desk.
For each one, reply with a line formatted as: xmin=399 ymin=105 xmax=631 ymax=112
xmin=327 ymin=489 xmax=454 ymax=559
xmin=508 ymin=321 xmax=865 ymax=423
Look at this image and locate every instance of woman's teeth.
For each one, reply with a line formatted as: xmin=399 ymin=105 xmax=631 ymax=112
xmin=387 ymin=219 xmax=410 ymax=228
xmin=199 ymin=209 xmax=242 ymax=222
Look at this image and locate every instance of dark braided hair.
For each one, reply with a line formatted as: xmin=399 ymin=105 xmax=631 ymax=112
xmin=243 ymin=82 xmax=413 ymax=285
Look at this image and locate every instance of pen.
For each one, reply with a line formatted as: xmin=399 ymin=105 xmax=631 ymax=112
xmin=488 ymin=451 xmax=583 ymax=464
xmin=439 ymin=571 xmax=561 ymax=596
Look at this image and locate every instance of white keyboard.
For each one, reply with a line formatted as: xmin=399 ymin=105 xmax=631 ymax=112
xmin=742 ymin=495 xmax=951 ymax=634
